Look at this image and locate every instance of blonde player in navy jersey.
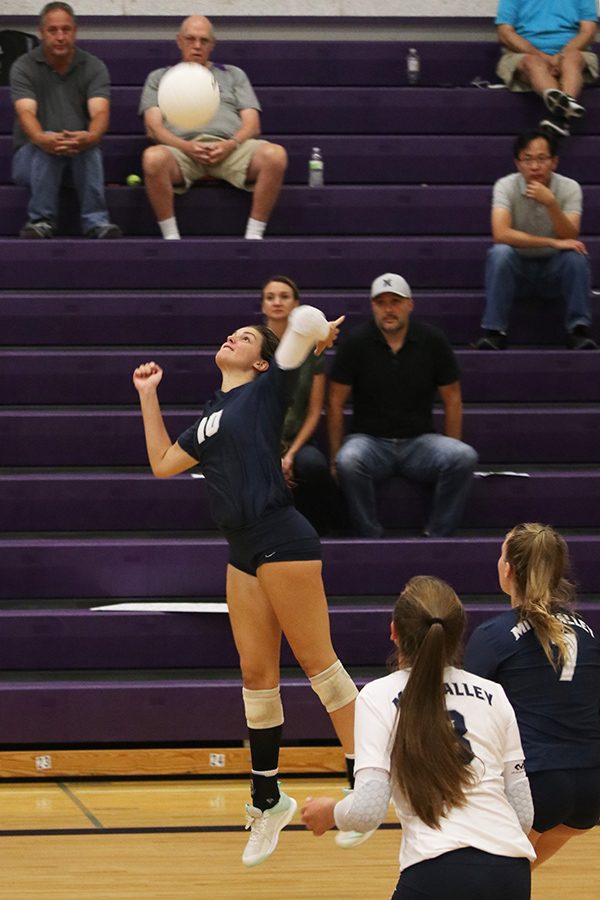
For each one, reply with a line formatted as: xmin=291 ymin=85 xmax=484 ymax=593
xmin=133 ymin=306 xmax=362 ymax=867
xmin=302 ymin=576 xmax=535 ymax=900
xmin=465 ymin=523 xmax=600 ymax=868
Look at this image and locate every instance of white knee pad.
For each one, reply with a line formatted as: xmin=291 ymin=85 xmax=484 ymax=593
xmin=309 ymin=660 xmax=358 ymax=713
xmin=242 ymin=686 xmax=284 ymax=729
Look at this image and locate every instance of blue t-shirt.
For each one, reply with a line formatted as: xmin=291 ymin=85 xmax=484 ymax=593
xmin=177 ymin=363 xmax=298 ymax=532
xmin=464 ymin=607 xmax=600 ymax=772
xmin=496 ymin=0 xmax=598 ymax=55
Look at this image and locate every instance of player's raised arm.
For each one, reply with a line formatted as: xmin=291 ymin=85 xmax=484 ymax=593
xmin=132 ymin=362 xmax=197 ymax=478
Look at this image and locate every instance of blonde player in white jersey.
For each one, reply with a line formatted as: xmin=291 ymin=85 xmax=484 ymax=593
xmin=301 ymin=576 xmax=535 ymax=899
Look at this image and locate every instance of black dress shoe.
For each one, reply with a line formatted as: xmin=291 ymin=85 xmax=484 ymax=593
xmin=567 ymin=325 xmax=597 ymax=349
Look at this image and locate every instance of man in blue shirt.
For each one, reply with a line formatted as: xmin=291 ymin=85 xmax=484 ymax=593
xmin=495 ymin=0 xmax=598 ymax=138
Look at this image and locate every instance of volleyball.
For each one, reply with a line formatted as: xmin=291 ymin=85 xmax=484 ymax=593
xmin=157 ymin=62 xmax=220 ymax=131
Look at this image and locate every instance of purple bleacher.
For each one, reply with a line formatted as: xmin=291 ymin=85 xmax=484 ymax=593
xmin=78 ymin=40 xmax=502 ymax=88
xmin=3 ymin=134 xmax=600 ymax=187
xmin=1 ymin=536 xmax=599 ymax=601
xmin=1 ymin=603 xmax=599 ymax=672
xmin=4 ymin=181 xmax=600 ymax=237
xmin=0 ymin=291 xmax=363 ymax=345
xmin=0 ymin=676 xmax=350 ymax=743
xmin=0 ymin=607 xmax=383 ymax=670
xmin=2 ymin=237 xmax=600 ymax=291
xmin=7 ymin=182 xmax=600 ymax=238
xmin=3 ymin=595 xmax=600 ymax=744
xmin=0 ymin=290 xmax=574 ymax=346
xmin=1 ymin=407 xmax=597 ymax=466
xmin=0 ymin=184 xmax=498 ymax=237
xmin=378 ymin=471 xmax=600 ymax=530
xmin=3 ymin=349 xmax=598 ymax=405
xmin=6 ymin=176 xmax=600 ymax=236
xmin=0 ymin=34 xmax=598 ymax=753
xmin=6 ymin=84 xmax=600 ymax=139
xmin=2 ymin=471 xmax=599 ymax=534
xmin=62 ymin=86 xmax=600 ymax=136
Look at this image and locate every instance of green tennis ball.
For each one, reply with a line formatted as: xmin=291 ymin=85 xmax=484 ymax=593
xmin=126 ymin=174 xmax=142 ymax=186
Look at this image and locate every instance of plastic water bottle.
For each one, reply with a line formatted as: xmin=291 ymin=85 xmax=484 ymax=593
xmin=406 ymin=47 xmax=420 ymax=86
xmin=308 ymin=147 xmax=324 ymax=187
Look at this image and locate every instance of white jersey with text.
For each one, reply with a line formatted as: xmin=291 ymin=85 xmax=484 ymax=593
xmin=355 ymin=666 xmax=535 ymax=870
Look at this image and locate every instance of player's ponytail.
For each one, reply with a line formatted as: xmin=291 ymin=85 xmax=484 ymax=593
xmin=505 ymin=523 xmax=575 ymax=669
xmin=389 ymin=576 xmax=475 ymax=829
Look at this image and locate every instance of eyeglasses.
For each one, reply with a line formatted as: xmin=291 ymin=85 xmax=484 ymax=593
xmin=182 ymin=36 xmax=212 ymax=46
xmin=518 ymin=154 xmax=552 ymax=165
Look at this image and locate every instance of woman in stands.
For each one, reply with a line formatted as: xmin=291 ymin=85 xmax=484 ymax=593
xmin=260 ymin=275 xmax=343 ymax=534
xmin=133 ymin=305 xmax=359 ymax=868
xmin=465 ymin=523 xmax=600 ymax=868
xmin=302 ymin=575 xmax=535 ymax=900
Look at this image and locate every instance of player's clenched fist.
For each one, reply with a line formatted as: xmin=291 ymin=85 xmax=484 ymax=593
xmin=132 ymin=361 xmax=164 ymax=394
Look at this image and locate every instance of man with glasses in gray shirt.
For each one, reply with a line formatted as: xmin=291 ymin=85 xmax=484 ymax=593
xmin=475 ymin=130 xmax=595 ymax=350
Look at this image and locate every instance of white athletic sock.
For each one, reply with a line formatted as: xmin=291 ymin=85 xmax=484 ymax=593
xmin=158 ymin=217 xmax=181 ymax=240
xmin=245 ymin=217 xmax=267 ymax=240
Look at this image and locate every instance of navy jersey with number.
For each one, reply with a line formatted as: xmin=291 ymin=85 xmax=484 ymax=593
xmin=464 ymin=608 xmax=600 ymax=772
xmin=177 ymin=362 xmax=298 ymax=532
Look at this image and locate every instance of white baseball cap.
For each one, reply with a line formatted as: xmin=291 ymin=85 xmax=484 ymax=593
xmin=370 ymin=273 xmax=412 ymax=300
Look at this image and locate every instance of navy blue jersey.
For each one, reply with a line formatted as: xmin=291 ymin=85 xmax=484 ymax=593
xmin=464 ymin=608 xmax=600 ymax=772
xmin=177 ymin=363 xmax=298 ymax=532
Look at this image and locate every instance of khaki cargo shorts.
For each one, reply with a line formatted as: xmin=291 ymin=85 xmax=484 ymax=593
xmin=497 ymin=47 xmax=599 ymax=92
xmin=167 ymin=135 xmax=267 ymax=194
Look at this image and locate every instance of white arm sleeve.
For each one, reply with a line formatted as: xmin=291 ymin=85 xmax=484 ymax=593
xmin=274 ymin=305 xmax=330 ymax=370
xmin=333 ymin=767 xmax=391 ymax=833
xmin=504 ymin=762 xmax=534 ymax=833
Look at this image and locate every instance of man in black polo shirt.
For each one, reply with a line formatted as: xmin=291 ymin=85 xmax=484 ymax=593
xmin=328 ymin=273 xmax=477 ymax=537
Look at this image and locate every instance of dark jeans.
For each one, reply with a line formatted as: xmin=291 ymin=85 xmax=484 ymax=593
xmin=292 ymin=443 xmax=348 ymax=536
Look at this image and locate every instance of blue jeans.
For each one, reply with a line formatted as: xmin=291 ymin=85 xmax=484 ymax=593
xmin=12 ymin=142 xmax=110 ymax=232
xmin=336 ymin=433 xmax=478 ymax=537
xmin=482 ymin=244 xmax=592 ymax=333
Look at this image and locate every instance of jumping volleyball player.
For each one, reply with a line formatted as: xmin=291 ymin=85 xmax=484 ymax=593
xmin=302 ymin=576 xmax=535 ymax=900
xmin=465 ymin=523 xmax=600 ymax=869
xmin=133 ymin=306 xmax=361 ymax=866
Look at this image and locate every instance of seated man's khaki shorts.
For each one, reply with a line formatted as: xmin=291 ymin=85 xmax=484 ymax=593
xmin=497 ymin=47 xmax=599 ymax=91
xmin=166 ymin=135 xmax=267 ymax=194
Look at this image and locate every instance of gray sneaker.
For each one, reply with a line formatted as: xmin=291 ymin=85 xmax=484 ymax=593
xmin=539 ymin=116 xmax=570 ymax=139
xmin=242 ymin=790 xmax=297 ymax=867
xmin=543 ymin=88 xmax=570 ymax=117
xmin=19 ymin=220 xmax=55 ymax=239
xmin=565 ymin=94 xmax=586 ymax=119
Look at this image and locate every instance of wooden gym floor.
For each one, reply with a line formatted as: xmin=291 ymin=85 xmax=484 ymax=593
xmin=0 ymin=777 xmax=597 ymax=899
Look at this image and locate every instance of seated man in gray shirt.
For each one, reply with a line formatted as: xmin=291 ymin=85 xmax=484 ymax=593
xmin=10 ymin=2 xmax=120 ymax=239
xmin=139 ymin=15 xmax=287 ymax=240
xmin=476 ymin=130 xmax=595 ymax=350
